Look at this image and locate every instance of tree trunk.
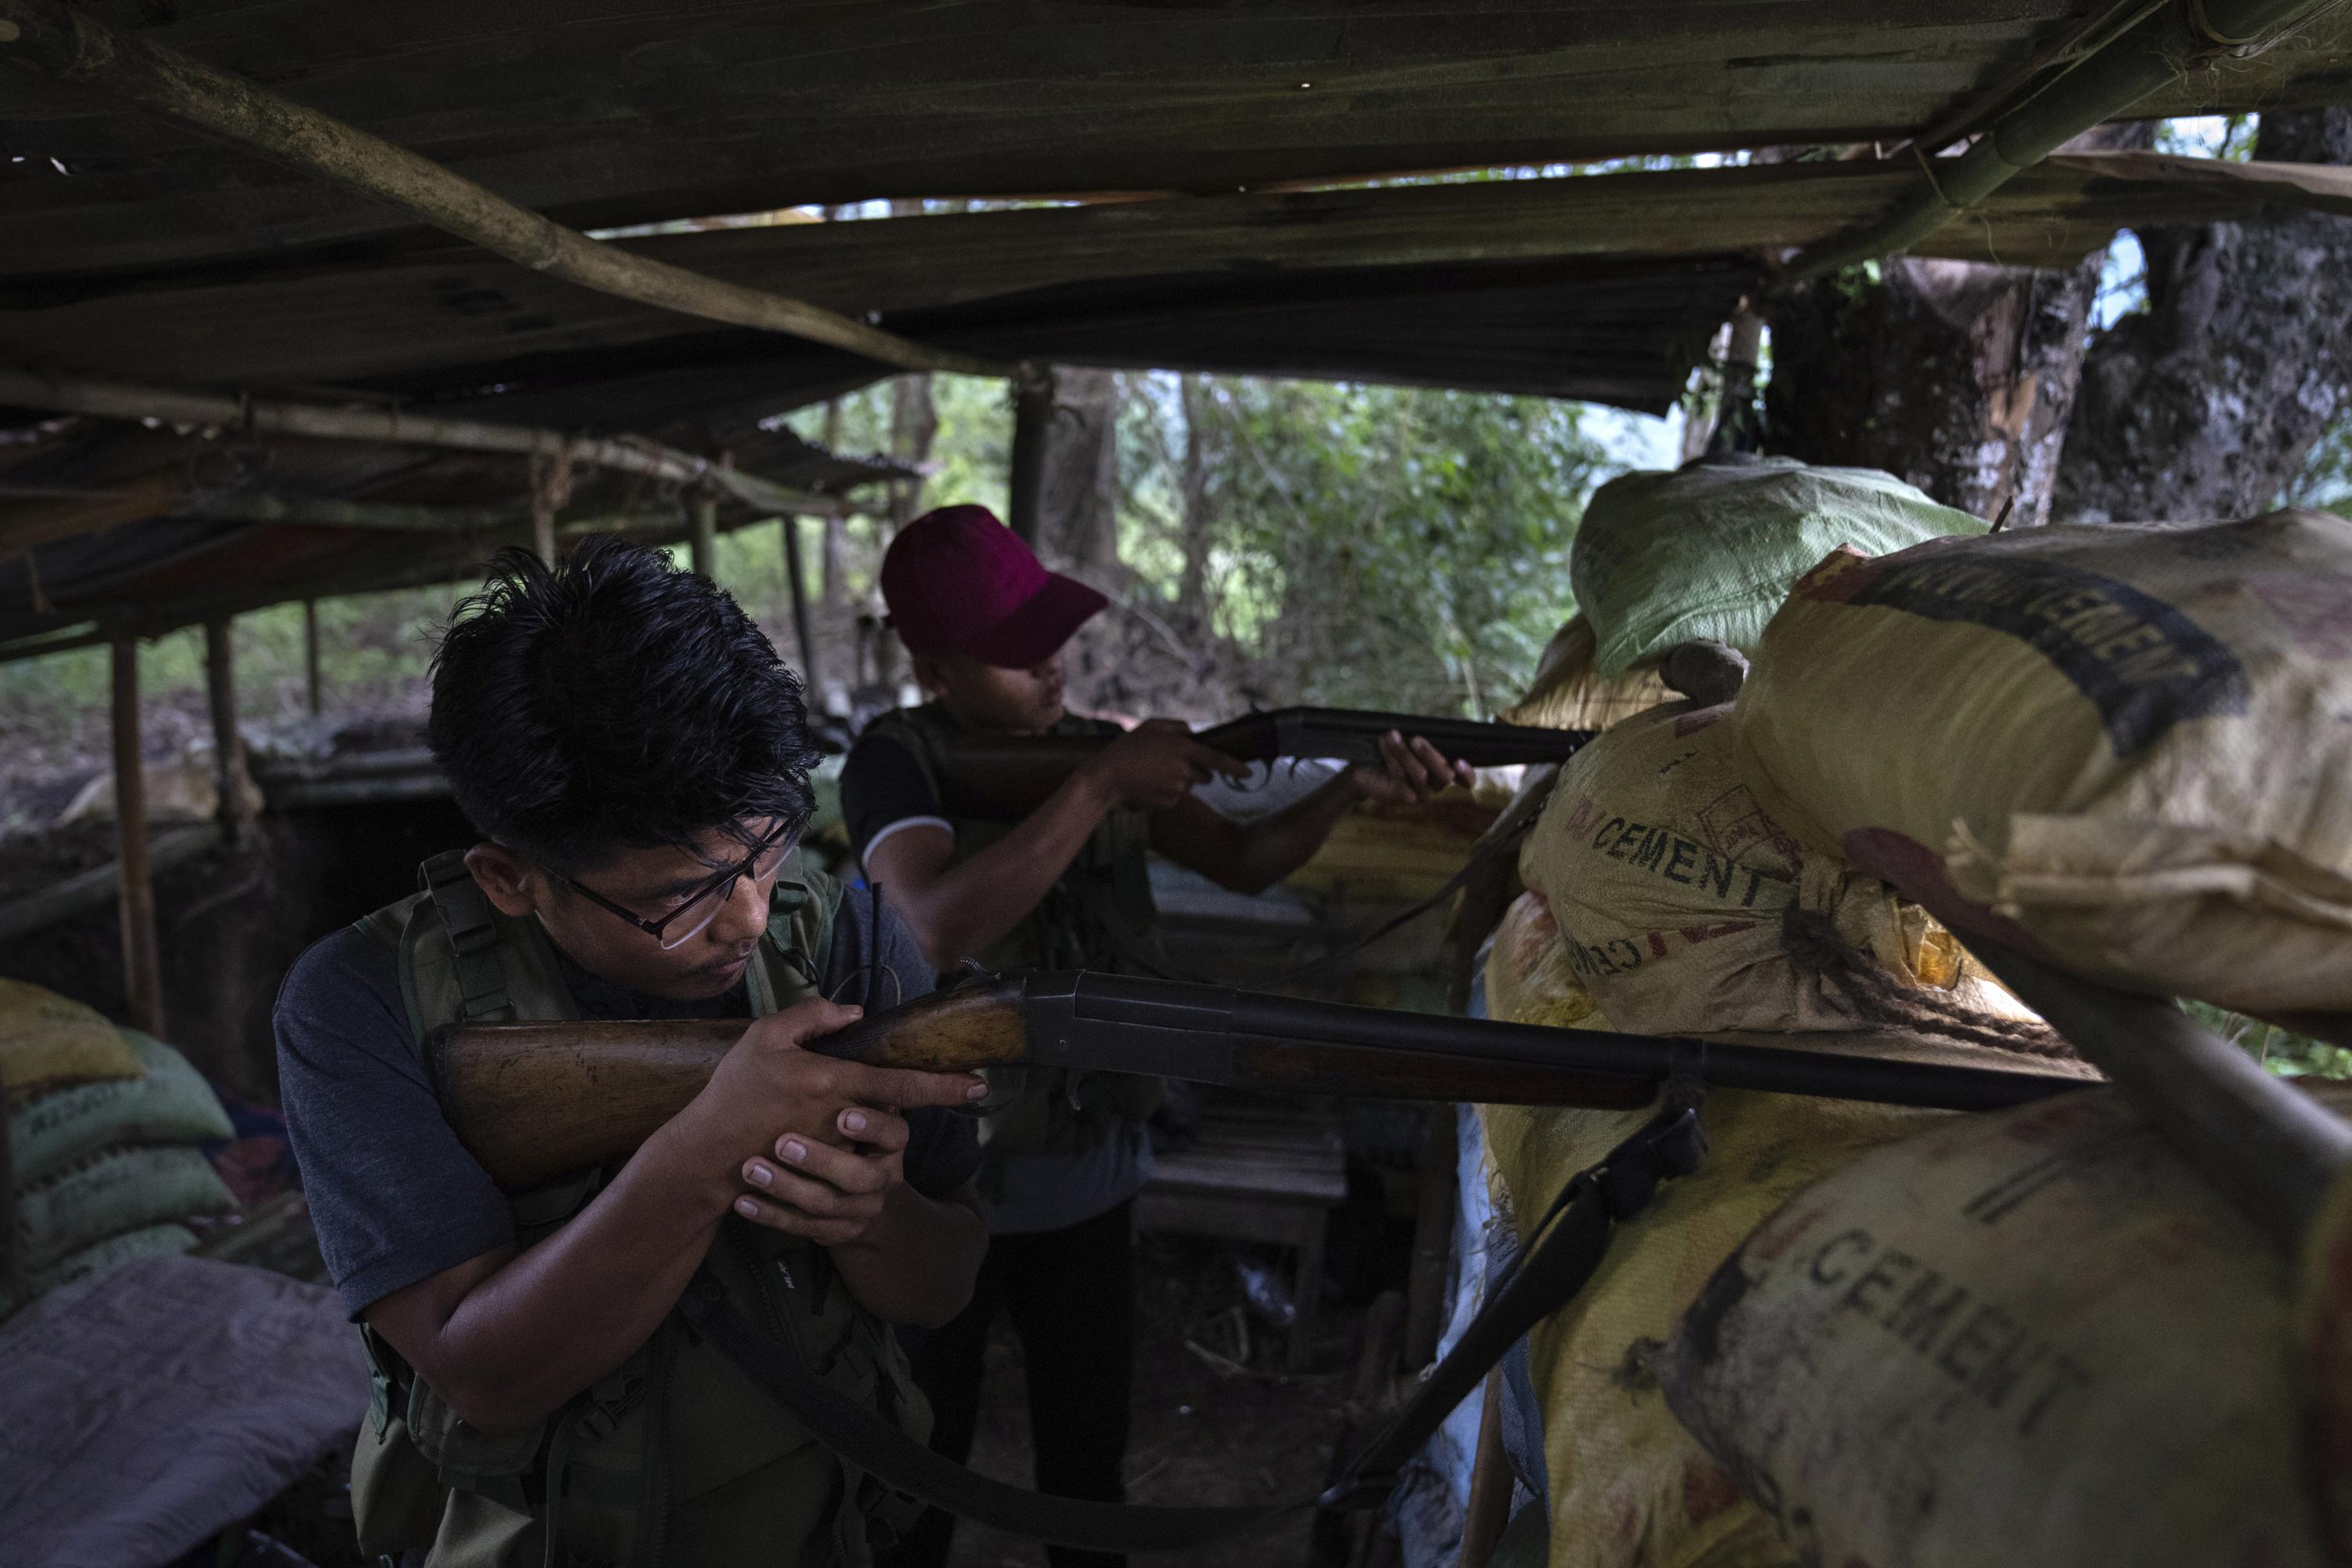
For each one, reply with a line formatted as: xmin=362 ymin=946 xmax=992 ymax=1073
xmin=887 ymin=373 xmax=938 ymax=530
xmin=1175 ymin=374 xmax=1214 ymax=633
xmin=1038 ymin=366 xmax=1123 ymax=577
xmin=1764 ymin=129 xmax=2143 ymax=526
xmin=1765 ymin=255 xmax=2104 ymax=526
xmin=2053 ymin=108 xmax=2352 ymax=523
xmin=819 ymin=397 xmax=848 ymax=608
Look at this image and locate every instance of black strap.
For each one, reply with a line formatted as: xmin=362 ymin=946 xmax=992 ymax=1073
xmin=679 ymin=1097 xmax=1708 ymax=1552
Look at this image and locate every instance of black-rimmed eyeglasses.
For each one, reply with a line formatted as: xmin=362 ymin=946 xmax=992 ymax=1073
xmin=549 ymin=819 xmax=801 ymax=950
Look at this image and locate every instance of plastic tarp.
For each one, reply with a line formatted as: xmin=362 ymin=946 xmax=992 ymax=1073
xmin=0 ymin=1254 xmax=367 ymax=1568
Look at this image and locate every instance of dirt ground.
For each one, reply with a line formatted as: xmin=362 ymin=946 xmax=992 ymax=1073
xmin=944 ymin=1232 xmax=1379 ymax=1568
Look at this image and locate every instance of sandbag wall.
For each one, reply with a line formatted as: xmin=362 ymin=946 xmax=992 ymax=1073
xmin=4 ymin=978 xmax=238 ymax=1316
xmin=1478 ymin=469 xmax=2352 ymax=1567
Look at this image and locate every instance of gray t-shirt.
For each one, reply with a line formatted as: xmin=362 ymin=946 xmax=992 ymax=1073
xmin=275 ymin=888 xmax=978 ymax=1319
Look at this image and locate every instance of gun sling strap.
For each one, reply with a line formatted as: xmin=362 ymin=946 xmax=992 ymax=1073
xmin=675 ymin=1091 xmax=1711 ymax=1553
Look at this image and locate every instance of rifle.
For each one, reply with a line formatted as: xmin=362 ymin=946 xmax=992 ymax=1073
xmin=431 ymin=971 xmax=2096 ymax=1190
xmin=934 ymin=707 xmax=1599 ymax=818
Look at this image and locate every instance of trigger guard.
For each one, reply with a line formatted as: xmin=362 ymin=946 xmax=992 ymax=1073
xmin=965 ymin=1063 xmax=1027 ymax=1117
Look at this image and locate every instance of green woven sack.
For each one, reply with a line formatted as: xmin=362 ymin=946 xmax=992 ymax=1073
xmin=9 ymin=1029 xmax=234 ymax=1183
xmin=16 ymin=1144 xmax=237 ymax=1272
xmin=0 ymin=1221 xmax=199 ymax=1318
xmin=1571 ymin=456 xmax=1987 ymax=676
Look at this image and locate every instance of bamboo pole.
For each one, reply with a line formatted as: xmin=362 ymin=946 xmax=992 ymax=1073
xmin=201 ymin=617 xmax=256 ymax=848
xmin=0 ymin=366 xmax=839 ymax=521
xmin=302 ymin=600 xmax=322 ymax=715
xmin=0 ymin=0 xmax=1000 ymax=378
xmin=111 ymin=637 xmax=165 ymax=1038
xmin=1969 ymin=942 xmax=2352 ymax=1255
xmin=1782 ymin=0 xmax=2333 ymax=281
xmin=781 ymin=515 xmax=819 ymax=690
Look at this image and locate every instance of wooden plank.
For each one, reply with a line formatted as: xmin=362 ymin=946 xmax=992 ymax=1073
xmin=111 ymin=636 xmax=165 ymax=1037
xmin=6 ymin=153 xmax=2328 ymax=400
xmin=0 ymin=0 xmax=995 ymax=376
xmin=13 ymin=0 xmax=2338 ymax=279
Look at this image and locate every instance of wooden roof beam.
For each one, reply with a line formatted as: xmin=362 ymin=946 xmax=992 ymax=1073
xmin=0 ymin=0 xmax=1000 ymax=379
xmin=0 ymin=365 xmax=837 ymax=524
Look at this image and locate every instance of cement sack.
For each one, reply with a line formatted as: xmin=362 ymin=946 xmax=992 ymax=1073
xmin=9 ymin=1029 xmax=234 ymax=1183
xmin=1730 ymin=510 xmax=2352 ymax=1022
xmin=0 ymin=1220 xmax=198 ymax=1319
xmin=1520 ymin=704 xmax=2049 ymax=1048
xmin=1572 ymin=458 xmax=1986 ymax=677
xmin=0 ymin=978 xmax=140 ymax=1102
xmin=1501 ymin=615 xmax=1675 ymax=732
xmin=16 ymin=1143 xmax=237 ymax=1274
xmin=1481 ymin=1087 xmax=1947 ymax=1568
xmin=1662 ymin=1083 xmax=2352 ymax=1568
xmin=1483 ymin=890 xmax=1602 ymax=1030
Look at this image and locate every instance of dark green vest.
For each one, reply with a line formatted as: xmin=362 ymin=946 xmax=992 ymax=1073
xmin=860 ymin=703 xmax=1162 ymax=1163
xmin=347 ymin=850 xmax=927 ymax=1568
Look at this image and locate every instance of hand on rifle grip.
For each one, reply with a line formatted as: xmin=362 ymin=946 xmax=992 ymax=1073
xmin=1080 ymin=718 xmax=1250 ymax=811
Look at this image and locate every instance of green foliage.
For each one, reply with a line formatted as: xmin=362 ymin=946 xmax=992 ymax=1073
xmin=1112 ymin=374 xmax=1605 ymax=715
xmin=2183 ymin=1001 xmax=2352 ymax=1081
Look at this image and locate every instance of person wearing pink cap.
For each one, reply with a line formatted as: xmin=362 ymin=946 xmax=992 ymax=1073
xmin=846 ymin=504 xmax=1465 ymax=1568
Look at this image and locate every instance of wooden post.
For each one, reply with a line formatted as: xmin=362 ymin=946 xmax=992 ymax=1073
xmin=111 ymin=637 xmax=165 ymax=1038
xmin=303 ymin=598 xmax=323 ymax=715
xmin=201 ymin=618 xmax=257 ymax=847
xmin=780 ymin=515 xmax=820 ymax=689
xmin=1400 ymin=1105 xmax=1460 ymax=1373
xmin=1007 ymin=368 xmax=1054 ymax=546
xmin=689 ymin=491 xmax=719 ymax=579
xmin=1457 ymin=1370 xmax=1513 ymax=1568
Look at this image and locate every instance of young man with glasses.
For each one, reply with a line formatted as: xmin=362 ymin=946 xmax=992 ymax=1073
xmin=277 ymin=536 xmax=989 ymax=1567
xmin=848 ymin=505 xmax=1468 ymax=1568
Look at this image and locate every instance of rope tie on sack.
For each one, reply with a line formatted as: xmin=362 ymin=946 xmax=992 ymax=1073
xmin=1780 ymin=905 xmax=2078 ymax=1060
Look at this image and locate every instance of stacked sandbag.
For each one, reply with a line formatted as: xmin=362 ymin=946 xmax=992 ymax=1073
xmin=1499 ymin=615 xmax=1675 ymax=733
xmin=1477 ymin=703 xmax=2089 ymax=1568
xmin=1728 ymin=509 xmax=2352 ymax=1025
xmin=1517 ymin=704 xmax=2042 ymax=1044
xmin=5 ymin=988 xmax=238 ymax=1316
xmin=1662 ymin=1083 xmax=2352 ymax=1568
xmin=1572 ymin=456 xmax=1986 ymax=677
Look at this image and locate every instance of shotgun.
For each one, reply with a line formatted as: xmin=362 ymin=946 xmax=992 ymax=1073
xmin=430 ymin=971 xmax=2098 ymax=1190
xmin=935 ymin=708 xmax=1599 ymax=818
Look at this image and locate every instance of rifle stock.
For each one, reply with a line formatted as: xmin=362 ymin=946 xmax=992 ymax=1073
xmin=936 ymin=707 xmax=1598 ymax=818
xmin=431 ymin=971 xmax=2096 ymax=1191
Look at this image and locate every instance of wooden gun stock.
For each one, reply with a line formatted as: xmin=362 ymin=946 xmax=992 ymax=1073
xmin=432 ymin=972 xmax=2096 ymax=1191
xmin=936 ymin=707 xmax=1598 ymax=818
xmin=430 ymin=980 xmax=1028 ymax=1190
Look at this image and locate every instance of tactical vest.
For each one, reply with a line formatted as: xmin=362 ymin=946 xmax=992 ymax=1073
xmin=858 ymin=703 xmax=1161 ymax=1163
xmin=347 ymin=850 xmax=929 ymax=1568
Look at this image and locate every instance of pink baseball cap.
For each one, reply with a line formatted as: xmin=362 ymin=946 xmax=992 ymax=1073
xmin=880 ymin=505 xmax=1108 ymax=668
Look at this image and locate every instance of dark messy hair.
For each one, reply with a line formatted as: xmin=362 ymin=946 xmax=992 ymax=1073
xmin=427 ymin=535 xmax=817 ymax=873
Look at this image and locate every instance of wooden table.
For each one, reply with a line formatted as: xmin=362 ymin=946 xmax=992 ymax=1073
xmin=1136 ymin=1107 xmax=1348 ymax=1372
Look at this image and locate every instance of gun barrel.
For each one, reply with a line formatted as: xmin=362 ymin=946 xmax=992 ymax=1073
xmin=1048 ymin=971 xmax=2096 ymax=1113
xmin=938 ymin=707 xmax=1596 ymax=818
